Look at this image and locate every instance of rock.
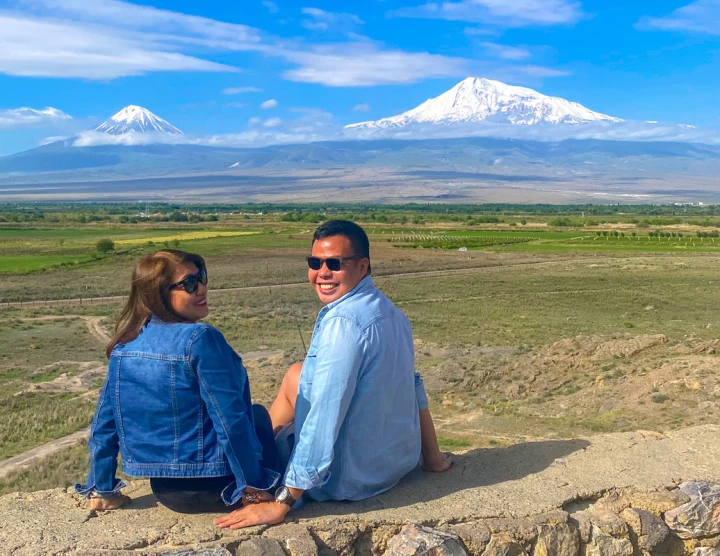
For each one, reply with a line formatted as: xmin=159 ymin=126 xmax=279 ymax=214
xmin=533 ymin=523 xmax=580 ymax=556
xmin=315 ymin=523 xmax=361 ymax=555
xmin=568 ymin=513 xmax=592 ymax=545
xmin=481 ymin=533 xmax=527 ymax=556
xmin=236 ymin=538 xmax=287 ymax=556
xmin=384 ymin=523 xmax=467 ymax=556
xmin=665 ymin=482 xmax=720 ymax=539
xmin=449 ymin=522 xmax=491 ymax=554
xmin=573 ymin=510 xmax=628 ymax=538
xmin=694 ymin=549 xmax=720 ymax=555
xmin=621 ymin=507 xmax=671 ymax=552
xmin=595 ymin=488 xmax=689 ymax=516
xmin=628 ymin=489 xmax=692 ymax=516
xmin=584 ymin=529 xmax=634 ymax=556
xmin=264 ymin=524 xmax=318 ymax=556
xmin=165 ymin=550 xmax=233 ymax=556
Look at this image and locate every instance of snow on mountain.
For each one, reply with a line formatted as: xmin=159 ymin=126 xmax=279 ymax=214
xmin=94 ymin=105 xmax=183 ymax=135
xmin=346 ymin=77 xmax=622 ymax=130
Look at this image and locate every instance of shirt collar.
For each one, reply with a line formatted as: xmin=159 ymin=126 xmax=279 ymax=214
xmin=321 ymin=275 xmax=374 ymax=314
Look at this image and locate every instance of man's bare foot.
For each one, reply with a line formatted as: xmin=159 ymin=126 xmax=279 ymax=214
xmin=422 ymin=451 xmax=453 ymax=472
xmin=89 ymin=494 xmax=131 ymax=511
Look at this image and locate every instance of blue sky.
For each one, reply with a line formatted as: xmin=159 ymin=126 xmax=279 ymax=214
xmin=0 ymin=0 xmax=719 ymax=155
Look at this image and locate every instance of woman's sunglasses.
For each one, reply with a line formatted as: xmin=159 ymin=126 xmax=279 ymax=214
xmin=169 ymin=267 xmax=208 ymax=294
xmin=307 ymin=255 xmax=362 ymax=272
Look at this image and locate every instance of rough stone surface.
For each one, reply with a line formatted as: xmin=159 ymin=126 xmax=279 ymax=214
xmin=694 ymin=549 xmax=720 ymax=555
xmin=1 ymin=426 xmax=720 ymax=555
xmin=481 ymin=533 xmax=527 ymax=556
xmin=621 ymin=507 xmax=671 ymax=552
xmin=236 ymin=538 xmax=286 ymax=556
xmin=165 ymin=550 xmax=232 ymax=556
xmin=449 ymin=522 xmax=491 ymax=554
xmin=585 ymin=529 xmax=634 ymax=556
xmin=384 ymin=523 xmax=467 ymax=556
xmin=533 ymin=523 xmax=580 ymax=556
xmin=264 ymin=524 xmax=319 ymax=556
xmin=665 ymin=482 xmax=720 ymax=539
xmin=596 ymin=488 xmax=691 ymax=516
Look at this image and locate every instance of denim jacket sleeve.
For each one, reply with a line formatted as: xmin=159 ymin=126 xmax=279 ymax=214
xmin=75 ymin=364 xmax=127 ymax=498
xmin=284 ymin=316 xmax=365 ymax=491
xmin=190 ymin=326 xmax=279 ymax=505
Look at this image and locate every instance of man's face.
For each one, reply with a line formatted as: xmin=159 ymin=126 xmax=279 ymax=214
xmin=309 ymin=235 xmax=369 ymax=304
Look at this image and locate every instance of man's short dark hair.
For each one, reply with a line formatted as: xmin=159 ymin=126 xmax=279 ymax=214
xmin=313 ymin=220 xmax=371 ymax=274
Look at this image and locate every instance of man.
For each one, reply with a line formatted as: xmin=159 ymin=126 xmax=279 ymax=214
xmin=215 ymin=220 xmax=450 ymax=529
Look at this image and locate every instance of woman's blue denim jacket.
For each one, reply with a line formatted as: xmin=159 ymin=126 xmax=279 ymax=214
xmin=75 ymin=316 xmax=280 ymax=505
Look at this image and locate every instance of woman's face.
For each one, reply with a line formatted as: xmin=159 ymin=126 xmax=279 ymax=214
xmin=169 ymin=261 xmax=209 ymax=322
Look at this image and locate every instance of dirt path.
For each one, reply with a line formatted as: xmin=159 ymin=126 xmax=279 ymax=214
xmin=0 ymin=427 xmax=89 ymax=480
xmin=19 ymin=315 xmax=111 ymax=344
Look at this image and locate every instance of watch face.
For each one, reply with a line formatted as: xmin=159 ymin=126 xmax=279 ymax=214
xmin=276 ymin=487 xmax=291 ymax=503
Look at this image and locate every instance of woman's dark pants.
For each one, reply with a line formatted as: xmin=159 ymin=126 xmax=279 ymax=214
xmin=150 ymin=404 xmax=281 ymax=514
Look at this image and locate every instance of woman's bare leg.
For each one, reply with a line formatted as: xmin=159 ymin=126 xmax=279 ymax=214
xmin=268 ymin=362 xmax=303 ymax=433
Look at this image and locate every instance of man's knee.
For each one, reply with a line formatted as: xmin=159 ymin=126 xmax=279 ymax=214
xmin=284 ymin=362 xmax=302 ymax=388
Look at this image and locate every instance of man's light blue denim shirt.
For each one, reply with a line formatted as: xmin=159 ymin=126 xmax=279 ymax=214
xmin=284 ymin=275 xmax=428 ymax=501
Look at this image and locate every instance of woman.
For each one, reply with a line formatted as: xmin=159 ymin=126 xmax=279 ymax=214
xmin=75 ymin=250 xmax=280 ymax=514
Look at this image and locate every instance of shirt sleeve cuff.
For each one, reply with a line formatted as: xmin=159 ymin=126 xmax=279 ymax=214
xmin=415 ymin=373 xmax=429 ymax=411
xmin=283 ymin=465 xmax=324 ymax=491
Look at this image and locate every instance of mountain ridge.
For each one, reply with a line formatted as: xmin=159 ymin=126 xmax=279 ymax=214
xmin=347 ymin=77 xmax=622 ymax=129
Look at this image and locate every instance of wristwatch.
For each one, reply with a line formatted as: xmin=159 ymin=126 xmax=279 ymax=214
xmin=274 ymin=486 xmax=296 ymax=507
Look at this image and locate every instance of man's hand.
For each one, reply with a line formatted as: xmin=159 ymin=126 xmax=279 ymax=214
xmin=89 ymin=493 xmax=131 ymax=511
xmin=422 ymin=451 xmax=453 ymax=473
xmin=214 ymin=501 xmax=290 ymax=529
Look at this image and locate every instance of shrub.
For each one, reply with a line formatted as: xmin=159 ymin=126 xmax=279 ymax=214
xmin=95 ymin=239 xmax=115 ymax=253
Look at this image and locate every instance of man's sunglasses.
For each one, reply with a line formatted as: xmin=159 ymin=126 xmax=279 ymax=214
xmin=169 ymin=267 xmax=208 ymax=294
xmin=307 ymin=255 xmax=363 ymax=272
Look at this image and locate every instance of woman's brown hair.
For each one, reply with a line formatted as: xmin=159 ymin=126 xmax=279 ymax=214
xmin=106 ymin=250 xmax=206 ymax=358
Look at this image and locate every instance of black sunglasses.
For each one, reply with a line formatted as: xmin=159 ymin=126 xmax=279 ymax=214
xmin=307 ymin=255 xmax=363 ymax=272
xmin=169 ymin=267 xmax=208 ymax=294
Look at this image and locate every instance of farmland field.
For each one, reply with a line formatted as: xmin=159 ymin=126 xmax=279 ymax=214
xmin=1 ymin=204 xmax=719 ymax=495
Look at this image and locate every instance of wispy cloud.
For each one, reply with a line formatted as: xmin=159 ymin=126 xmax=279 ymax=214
xmin=352 ymin=103 xmax=371 ymax=112
xmin=222 ymin=86 xmax=263 ymax=95
xmin=300 ymin=7 xmax=365 ymax=34
xmin=480 ymin=42 xmax=531 ymax=60
xmin=263 ymin=117 xmax=283 ymax=127
xmin=638 ymin=0 xmax=720 ymax=35
xmin=282 ymin=43 xmax=470 ymax=86
xmin=225 ymin=102 xmax=246 ymax=108
xmin=261 ymin=99 xmax=279 ymax=109
xmin=520 ymin=65 xmax=572 ymax=77
xmin=0 ymin=107 xmax=72 ymax=129
xmin=390 ymin=0 xmax=584 ymax=27
xmin=261 ymin=1 xmax=279 ymax=14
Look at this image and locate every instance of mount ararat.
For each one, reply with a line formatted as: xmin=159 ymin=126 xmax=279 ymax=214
xmin=0 ymin=78 xmax=718 ymax=204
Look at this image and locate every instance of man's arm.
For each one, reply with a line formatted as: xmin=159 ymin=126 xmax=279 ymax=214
xmin=415 ymin=372 xmax=452 ymax=473
xmin=215 ymin=317 xmax=364 ymax=529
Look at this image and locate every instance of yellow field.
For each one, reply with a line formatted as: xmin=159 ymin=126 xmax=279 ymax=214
xmin=114 ymin=231 xmax=260 ymax=245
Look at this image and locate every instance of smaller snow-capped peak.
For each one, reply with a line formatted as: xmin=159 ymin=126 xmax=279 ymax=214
xmin=95 ymin=105 xmax=183 ymax=135
xmin=347 ymin=77 xmax=623 ymax=129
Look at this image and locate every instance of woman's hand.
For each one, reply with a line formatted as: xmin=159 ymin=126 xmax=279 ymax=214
xmin=422 ymin=451 xmax=453 ymax=473
xmin=214 ymin=501 xmax=290 ymax=529
xmin=89 ymin=493 xmax=131 ymax=511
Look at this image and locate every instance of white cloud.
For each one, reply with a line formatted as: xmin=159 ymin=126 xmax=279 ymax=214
xmin=480 ymin=42 xmax=531 ymax=60
xmin=282 ymin=43 xmax=470 ymax=86
xmin=0 ymin=107 xmax=72 ymax=129
xmin=261 ymin=99 xmax=279 ymax=109
xmin=520 ymin=65 xmax=572 ymax=77
xmin=352 ymin=103 xmax=371 ymax=112
xmin=222 ymin=86 xmax=263 ymax=95
xmin=262 ymin=1 xmax=279 ymax=14
xmin=225 ymin=102 xmax=246 ymax=108
xmin=390 ymin=0 xmax=584 ymax=27
xmin=263 ymin=117 xmax=283 ymax=127
xmin=300 ymin=7 xmax=365 ymax=34
xmin=638 ymin=0 xmax=720 ymax=34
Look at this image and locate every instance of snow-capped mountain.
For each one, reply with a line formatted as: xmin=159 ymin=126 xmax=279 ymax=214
xmin=94 ymin=105 xmax=183 ymax=135
xmin=347 ymin=78 xmax=622 ymax=129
